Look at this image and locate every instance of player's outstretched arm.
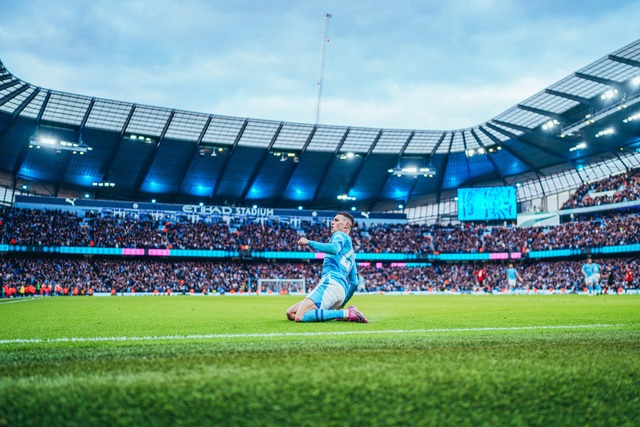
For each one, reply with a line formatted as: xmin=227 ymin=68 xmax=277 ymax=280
xmin=298 ymin=237 xmax=340 ymax=255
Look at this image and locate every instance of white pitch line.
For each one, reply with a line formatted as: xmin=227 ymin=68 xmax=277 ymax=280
xmin=0 ymin=323 xmax=626 ymax=345
xmin=0 ymin=297 xmax=38 ymax=305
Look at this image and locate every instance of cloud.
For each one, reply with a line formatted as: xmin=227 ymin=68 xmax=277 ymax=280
xmin=2 ymin=0 xmax=639 ymax=132
xmin=192 ymin=73 xmax=552 ymax=130
xmin=316 ymin=75 xmax=552 ymax=130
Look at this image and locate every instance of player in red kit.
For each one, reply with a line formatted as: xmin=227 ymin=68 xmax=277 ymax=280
xmin=476 ymin=266 xmax=488 ymax=292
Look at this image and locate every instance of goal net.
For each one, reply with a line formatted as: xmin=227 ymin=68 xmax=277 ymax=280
xmin=257 ymin=278 xmax=306 ymax=295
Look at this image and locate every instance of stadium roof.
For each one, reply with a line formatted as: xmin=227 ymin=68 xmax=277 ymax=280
xmin=0 ymin=38 xmax=639 ymax=212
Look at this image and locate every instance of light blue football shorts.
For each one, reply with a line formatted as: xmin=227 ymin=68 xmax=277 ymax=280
xmin=306 ymin=275 xmax=346 ymax=310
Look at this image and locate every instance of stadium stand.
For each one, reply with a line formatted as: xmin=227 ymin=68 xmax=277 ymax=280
xmin=1 ymin=167 xmax=637 ymax=255
xmin=1 ymin=255 xmax=638 ymax=297
xmin=561 ymin=167 xmax=640 ymax=209
xmin=1 ymin=182 xmax=639 ymax=296
xmin=1 ymin=39 xmax=639 ymax=298
xmin=2 ymin=172 xmax=640 ymax=253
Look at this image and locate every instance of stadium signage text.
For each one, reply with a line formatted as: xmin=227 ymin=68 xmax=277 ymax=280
xmin=14 ymin=195 xmax=407 ymax=222
xmin=182 ymin=204 xmax=274 ymax=217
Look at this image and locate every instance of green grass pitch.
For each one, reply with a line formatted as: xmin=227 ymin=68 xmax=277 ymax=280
xmin=1 ymin=294 xmax=639 ymax=427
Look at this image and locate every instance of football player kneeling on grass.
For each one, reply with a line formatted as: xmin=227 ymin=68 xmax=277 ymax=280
xmin=285 ymin=212 xmax=368 ymax=323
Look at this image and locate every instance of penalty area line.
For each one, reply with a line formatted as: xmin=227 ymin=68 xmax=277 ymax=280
xmin=0 ymin=323 xmax=627 ymax=345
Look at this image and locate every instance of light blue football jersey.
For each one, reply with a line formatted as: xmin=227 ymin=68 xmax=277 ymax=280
xmin=310 ymin=231 xmax=357 ymax=292
xmin=582 ymin=263 xmax=594 ymax=277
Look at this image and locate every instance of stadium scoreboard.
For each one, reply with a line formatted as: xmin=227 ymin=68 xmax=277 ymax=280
xmin=457 ymin=186 xmax=517 ymax=221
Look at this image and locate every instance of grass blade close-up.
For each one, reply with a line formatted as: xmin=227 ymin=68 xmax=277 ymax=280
xmin=1 ymin=294 xmax=639 ymax=427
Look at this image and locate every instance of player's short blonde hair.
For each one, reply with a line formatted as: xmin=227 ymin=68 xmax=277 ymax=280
xmin=336 ymin=211 xmax=355 ymax=230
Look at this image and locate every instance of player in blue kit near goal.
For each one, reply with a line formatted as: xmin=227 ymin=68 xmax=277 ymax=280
xmin=505 ymin=263 xmax=524 ymax=293
xmin=285 ymin=212 xmax=368 ymax=323
xmin=582 ymin=257 xmax=596 ymax=295
xmin=592 ymin=260 xmax=602 ymax=294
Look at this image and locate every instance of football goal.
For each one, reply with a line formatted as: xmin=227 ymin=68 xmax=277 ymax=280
xmin=257 ymin=278 xmax=306 ymax=294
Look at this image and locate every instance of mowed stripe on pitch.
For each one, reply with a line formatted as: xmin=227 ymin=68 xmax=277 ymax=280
xmin=0 ymin=323 xmax=626 ymax=345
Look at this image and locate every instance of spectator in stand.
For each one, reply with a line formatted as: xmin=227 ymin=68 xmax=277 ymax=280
xmin=561 ymin=167 xmax=640 ymax=209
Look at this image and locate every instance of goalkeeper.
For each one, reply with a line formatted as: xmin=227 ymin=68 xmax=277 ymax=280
xmin=286 ymin=211 xmax=368 ymax=323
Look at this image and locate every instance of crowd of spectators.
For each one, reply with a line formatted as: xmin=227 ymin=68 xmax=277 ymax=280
xmin=480 ymin=214 xmax=640 ymax=252
xmin=2 ymin=167 xmax=638 ymax=253
xmin=358 ymin=257 xmax=638 ymax=293
xmin=1 ymin=167 xmax=639 ymax=298
xmin=3 ymin=207 xmax=640 ymax=253
xmin=429 ymin=223 xmax=483 ymax=253
xmin=0 ymin=257 xmax=320 ymax=296
xmin=561 ymin=167 xmax=640 ymax=209
xmin=1 ymin=255 xmax=637 ymax=298
xmin=0 ymin=209 xmax=440 ymax=254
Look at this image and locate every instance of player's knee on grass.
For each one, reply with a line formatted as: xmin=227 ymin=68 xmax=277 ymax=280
xmin=294 ymin=311 xmax=306 ymax=322
xmin=294 ymin=306 xmax=314 ymax=322
xmin=291 ymin=298 xmax=317 ymax=322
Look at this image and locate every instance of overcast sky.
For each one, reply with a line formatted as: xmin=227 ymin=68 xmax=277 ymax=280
xmin=1 ymin=0 xmax=638 ymax=130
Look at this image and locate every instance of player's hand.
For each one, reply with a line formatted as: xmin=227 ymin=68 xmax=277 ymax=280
xmin=298 ymin=237 xmax=309 ymax=246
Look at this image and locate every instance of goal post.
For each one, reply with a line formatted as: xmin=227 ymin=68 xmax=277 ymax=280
xmin=257 ymin=278 xmax=306 ymax=295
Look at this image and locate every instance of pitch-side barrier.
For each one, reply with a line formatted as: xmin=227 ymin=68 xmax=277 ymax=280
xmin=91 ymin=289 xmax=639 ymax=297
